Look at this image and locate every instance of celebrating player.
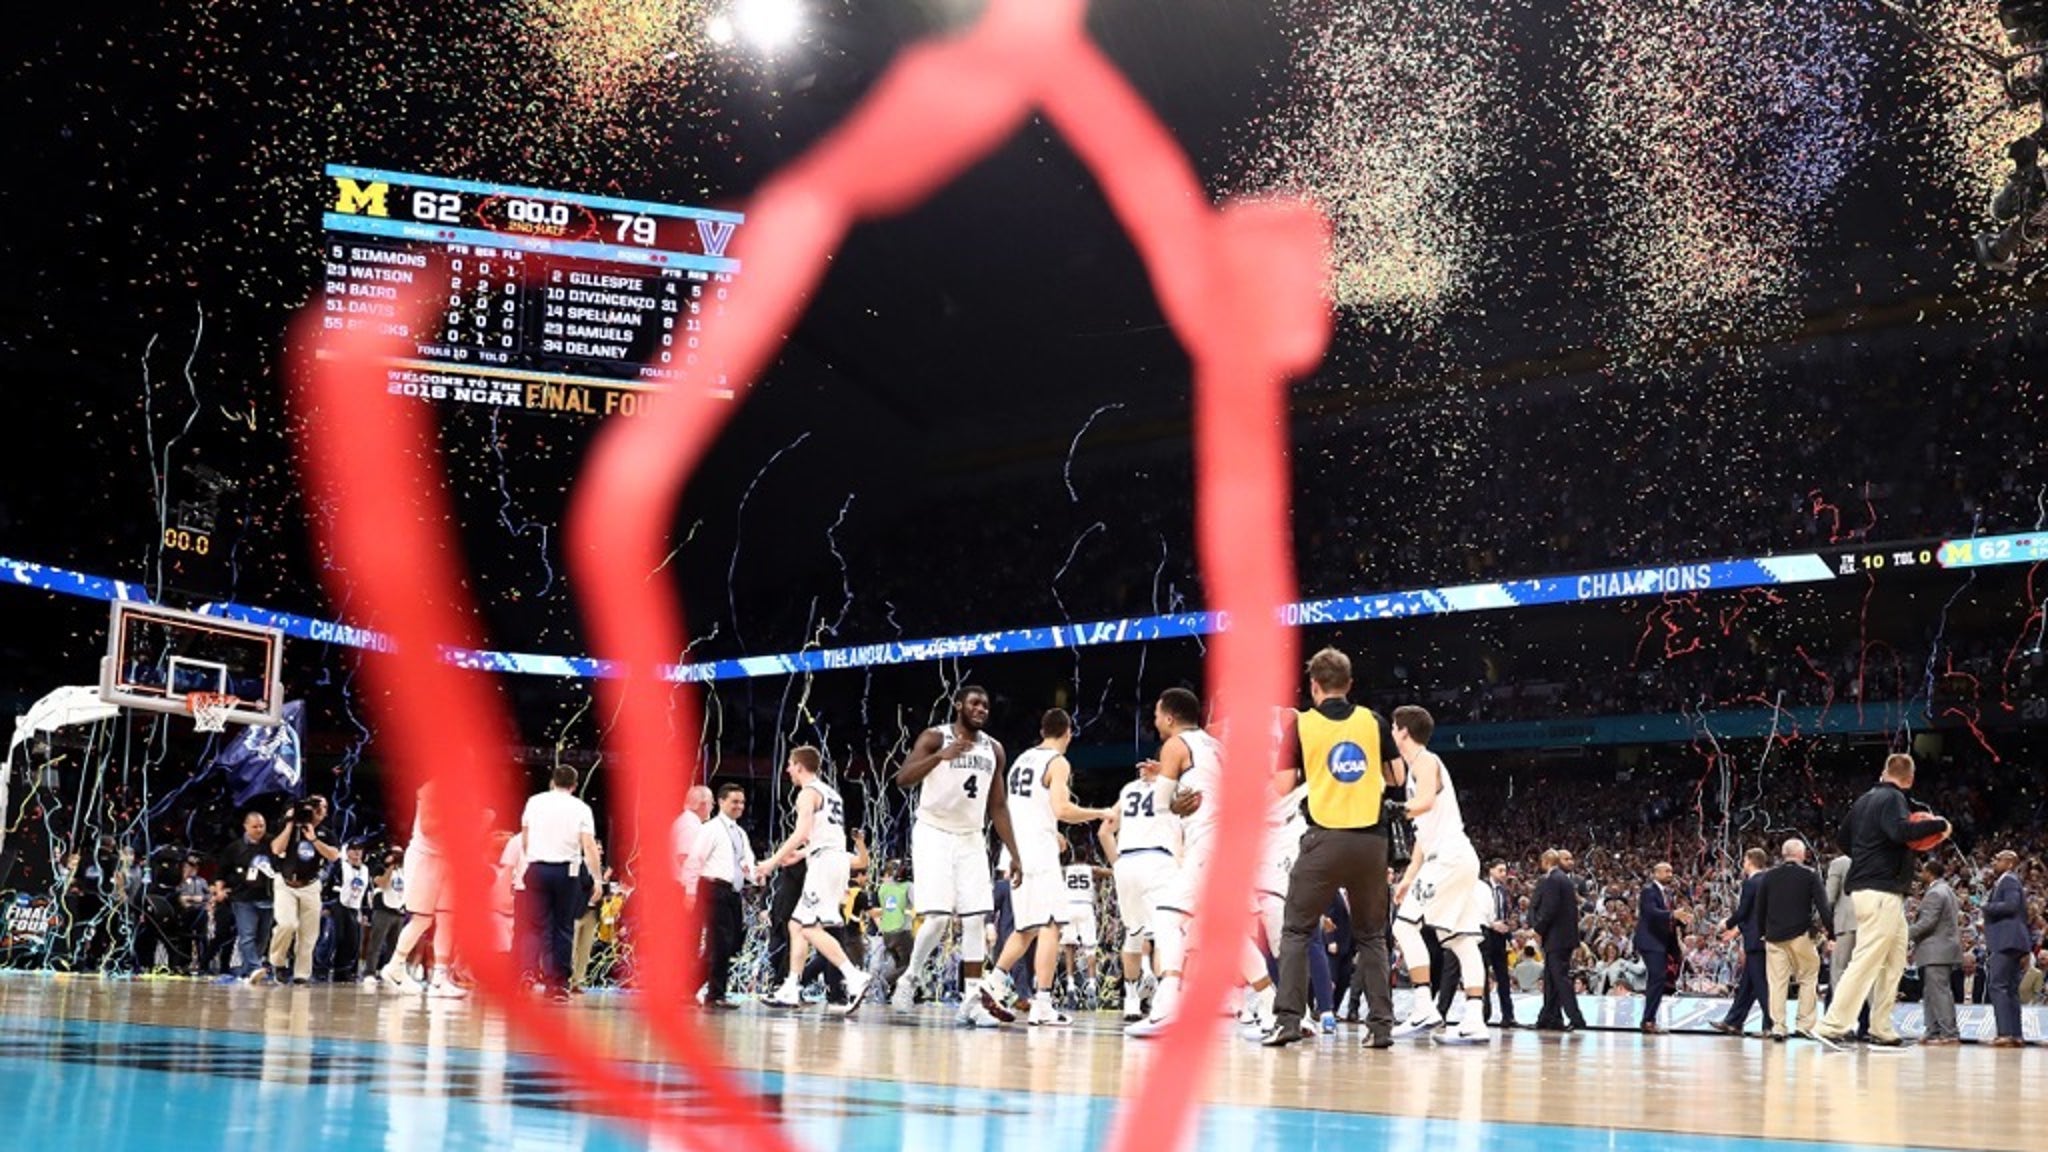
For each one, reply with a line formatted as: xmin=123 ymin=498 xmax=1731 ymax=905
xmin=889 ymin=685 xmax=1023 ymax=1026
xmin=1125 ymin=687 xmax=1223 ymax=1038
xmin=1099 ymin=758 xmax=1177 ymax=1022
xmin=1389 ymin=706 xmax=1492 ymax=1043
xmin=761 ymin=746 xmax=874 ymax=1014
xmin=979 ymin=709 xmax=1109 ymax=1025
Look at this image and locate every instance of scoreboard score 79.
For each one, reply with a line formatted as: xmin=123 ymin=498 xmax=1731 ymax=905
xmin=319 ymin=164 xmax=745 ymax=416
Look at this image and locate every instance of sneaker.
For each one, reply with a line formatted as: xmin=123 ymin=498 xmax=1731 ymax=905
xmin=836 ymin=971 xmax=874 ymax=1017
xmin=1809 ymin=1029 xmax=1848 ymax=1051
xmin=1300 ymin=1015 xmax=1321 ymax=1037
xmin=1124 ymin=1015 xmax=1174 ymax=1039
xmin=1319 ymin=1011 xmax=1338 ymax=1033
xmin=981 ymin=969 xmax=1015 ymax=1009
xmin=1259 ymin=1024 xmax=1305 ymax=1048
xmin=764 ymin=982 xmax=803 ymax=1009
xmin=1122 ymin=1000 xmax=1145 ymax=1023
xmin=1392 ymin=1009 xmax=1444 ymax=1040
xmin=378 ymin=963 xmax=423 ymax=994
xmin=960 ymin=995 xmax=1005 ymax=1028
xmin=976 ymin=985 xmax=1017 ymax=1023
xmin=891 ymin=978 xmax=917 ymax=1014
xmin=428 ymin=980 xmax=470 ymax=1000
xmin=245 ymin=966 xmax=272 ymax=986
xmin=1440 ymin=1017 xmax=1491 ymax=1045
xmin=1028 ymin=1000 xmax=1072 ymax=1027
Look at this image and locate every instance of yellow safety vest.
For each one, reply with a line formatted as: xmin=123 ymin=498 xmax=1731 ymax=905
xmin=1297 ymin=706 xmax=1386 ymax=829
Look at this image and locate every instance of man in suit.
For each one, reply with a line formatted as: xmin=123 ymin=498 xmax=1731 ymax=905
xmin=1713 ymin=847 xmax=1773 ymax=1036
xmin=1755 ymin=837 xmax=1831 ymax=1041
xmin=1908 ymin=858 xmax=1963 ymax=1045
xmin=1984 ymin=848 xmax=2031 ymax=1047
xmin=1635 ymin=861 xmax=1688 ymax=1033
xmin=1822 ymin=852 xmax=1868 ymax=1037
xmin=1481 ymin=859 xmax=1517 ymax=1027
xmin=1528 ymin=848 xmax=1586 ymax=1031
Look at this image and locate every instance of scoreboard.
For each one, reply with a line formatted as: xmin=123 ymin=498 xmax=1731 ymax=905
xmin=318 ymin=164 xmax=743 ymax=415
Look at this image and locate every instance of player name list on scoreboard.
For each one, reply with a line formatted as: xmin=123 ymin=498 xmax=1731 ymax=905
xmin=318 ymin=164 xmax=743 ymax=416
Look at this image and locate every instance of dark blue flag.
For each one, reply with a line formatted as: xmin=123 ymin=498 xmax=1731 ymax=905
xmin=213 ymin=700 xmax=307 ymax=807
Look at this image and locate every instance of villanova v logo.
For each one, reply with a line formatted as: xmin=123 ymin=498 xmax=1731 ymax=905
xmin=695 ymin=219 xmax=736 ymax=258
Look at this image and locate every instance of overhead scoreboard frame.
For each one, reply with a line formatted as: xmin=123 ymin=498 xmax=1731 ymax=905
xmin=320 ymin=163 xmax=745 ymax=415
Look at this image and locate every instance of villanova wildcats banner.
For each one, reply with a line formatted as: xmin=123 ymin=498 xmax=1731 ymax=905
xmin=213 ymin=699 xmax=307 ymax=806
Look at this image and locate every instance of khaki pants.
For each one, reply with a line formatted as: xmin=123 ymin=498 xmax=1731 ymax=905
xmin=1821 ymin=890 xmax=1908 ymax=1041
xmin=572 ymin=907 xmax=599 ymax=989
xmin=269 ymin=875 xmax=322 ymax=981
xmin=1764 ymin=935 xmax=1821 ymax=1036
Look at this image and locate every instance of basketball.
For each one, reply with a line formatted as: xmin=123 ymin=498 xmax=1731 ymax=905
xmin=1907 ymin=811 xmax=1948 ymax=852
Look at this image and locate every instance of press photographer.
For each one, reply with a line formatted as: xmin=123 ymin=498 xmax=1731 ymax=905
xmin=251 ymin=795 xmax=338 ymax=985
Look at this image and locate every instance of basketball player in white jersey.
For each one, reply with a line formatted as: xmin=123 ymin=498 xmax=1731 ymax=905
xmin=1099 ymin=757 xmax=1178 ymax=1021
xmin=1126 ymin=686 xmax=1222 ymax=1037
xmin=1240 ymin=777 xmax=1309 ymax=1035
xmin=890 ymin=685 xmax=1023 ymax=1025
xmin=980 ymin=709 xmax=1109 ymax=1025
xmin=1389 ymin=706 xmax=1491 ymax=1043
xmin=1060 ymin=841 xmax=1110 ymax=1009
xmin=376 ymin=778 xmax=464 ymax=997
xmin=760 ymin=745 xmax=874 ymax=1013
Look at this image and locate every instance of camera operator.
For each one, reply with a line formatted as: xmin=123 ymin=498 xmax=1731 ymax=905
xmin=252 ymin=795 xmax=339 ymax=985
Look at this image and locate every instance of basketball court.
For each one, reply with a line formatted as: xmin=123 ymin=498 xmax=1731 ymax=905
xmin=0 ymin=977 xmax=2027 ymax=1152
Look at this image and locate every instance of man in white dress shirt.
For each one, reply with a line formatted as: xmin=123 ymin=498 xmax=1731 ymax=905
xmin=696 ymin=782 xmax=757 ymax=1008
xmin=521 ymin=765 xmax=603 ymax=1003
xmin=672 ymin=785 xmax=716 ymax=900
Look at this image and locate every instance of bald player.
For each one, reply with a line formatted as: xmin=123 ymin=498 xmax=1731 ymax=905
xmin=890 ymin=685 xmax=1024 ymax=1026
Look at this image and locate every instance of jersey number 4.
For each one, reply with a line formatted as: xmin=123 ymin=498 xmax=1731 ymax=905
xmin=962 ymin=774 xmax=978 ymax=800
xmin=1122 ymin=791 xmax=1156 ymax=818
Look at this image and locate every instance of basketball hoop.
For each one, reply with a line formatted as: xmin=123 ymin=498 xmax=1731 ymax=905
xmin=185 ymin=692 xmax=239 ymax=733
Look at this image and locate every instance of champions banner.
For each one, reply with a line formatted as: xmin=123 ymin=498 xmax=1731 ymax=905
xmin=5 ymin=536 xmax=2037 ymax=684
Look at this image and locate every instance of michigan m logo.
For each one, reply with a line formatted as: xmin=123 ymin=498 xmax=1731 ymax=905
xmin=333 ymin=178 xmax=390 ymax=217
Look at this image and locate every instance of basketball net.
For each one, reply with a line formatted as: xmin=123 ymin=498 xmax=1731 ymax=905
xmin=186 ymin=692 xmax=239 ymax=733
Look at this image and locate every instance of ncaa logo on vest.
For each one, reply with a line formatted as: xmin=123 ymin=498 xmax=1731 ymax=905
xmin=1327 ymin=742 xmax=1369 ymax=783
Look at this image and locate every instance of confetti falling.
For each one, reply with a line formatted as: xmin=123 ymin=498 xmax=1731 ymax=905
xmin=1573 ymin=0 xmax=1872 ymax=342
xmin=1895 ymin=0 xmax=2043 ymax=217
xmin=1235 ymin=0 xmax=1509 ymax=334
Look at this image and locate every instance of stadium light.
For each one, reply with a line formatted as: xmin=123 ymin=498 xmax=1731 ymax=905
xmin=732 ymin=0 xmax=803 ymax=53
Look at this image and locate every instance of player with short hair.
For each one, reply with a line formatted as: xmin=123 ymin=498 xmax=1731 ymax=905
xmin=1389 ymin=705 xmax=1492 ymax=1043
xmin=979 ymin=709 xmax=1109 ymax=1025
xmin=1059 ymin=840 xmax=1111 ymax=1010
xmin=1099 ymin=757 xmax=1178 ymax=1022
xmin=761 ymin=746 xmax=874 ymax=1014
xmin=1126 ymin=686 xmax=1223 ymax=1038
xmin=1240 ymin=772 xmax=1309 ymax=1035
xmin=376 ymin=779 xmax=461 ymax=996
xmin=889 ymin=686 xmax=1023 ymax=1026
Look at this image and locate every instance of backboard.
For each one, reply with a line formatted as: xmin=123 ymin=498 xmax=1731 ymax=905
xmin=98 ymin=602 xmax=285 ymax=726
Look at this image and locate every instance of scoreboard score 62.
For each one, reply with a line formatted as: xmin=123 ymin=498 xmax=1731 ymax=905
xmin=320 ymin=164 xmax=744 ymax=415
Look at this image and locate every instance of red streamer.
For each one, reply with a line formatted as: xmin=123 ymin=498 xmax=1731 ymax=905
xmin=292 ymin=2 xmax=1330 ymax=1149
